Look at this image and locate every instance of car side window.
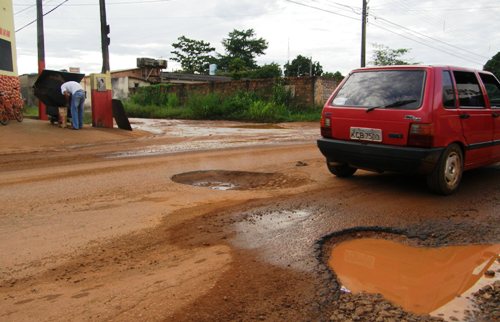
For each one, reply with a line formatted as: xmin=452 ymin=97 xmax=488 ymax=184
xmin=479 ymin=73 xmax=500 ymax=109
xmin=453 ymin=71 xmax=485 ymax=108
xmin=442 ymin=71 xmax=456 ymax=108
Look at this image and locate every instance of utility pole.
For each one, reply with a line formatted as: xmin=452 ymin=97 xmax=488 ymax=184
xmin=99 ymin=0 xmax=110 ymax=73
xmin=36 ymin=0 xmax=47 ymax=120
xmin=361 ymin=0 xmax=367 ymax=67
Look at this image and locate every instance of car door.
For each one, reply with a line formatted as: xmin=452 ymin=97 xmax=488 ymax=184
xmin=478 ymin=72 xmax=500 ymax=161
xmin=452 ymin=70 xmax=494 ymax=167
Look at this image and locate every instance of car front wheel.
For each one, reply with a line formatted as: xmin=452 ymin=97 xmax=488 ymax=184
xmin=427 ymin=144 xmax=463 ymax=195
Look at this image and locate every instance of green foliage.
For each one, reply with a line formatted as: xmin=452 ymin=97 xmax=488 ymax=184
xmin=22 ymin=105 xmax=38 ymax=117
xmin=322 ymin=71 xmax=344 ymax=82
xmin=123 ymin=101 xmax=193 ymax=119
xmin=243 ymin=101 xmax=288 ymax=122
xmin=171 ymin=36 xmax=215 ymax=74
xmin=484 ymin=52 xmax=500 ymax=79
xmin=218 ymin=29 xmax=268 ymax=71
xmin=185 ymin=93 xmax=224 ymax=119
xmin=123 ymin=86 xmax=320 ymax=123
xmin=272 ymin=82 xmax=293 ymax=107
xmin=219 ymin=62 xmax=283 ymax=80
xmin=284 ymin=55 xmax=323 ymax=77
xmin=130 ymin=84 xmax=176 ymax=106
xmin=370 ymin=44 xmax=416 ymax=66
xmin=249 ymin=63 xmax=282 ymax=79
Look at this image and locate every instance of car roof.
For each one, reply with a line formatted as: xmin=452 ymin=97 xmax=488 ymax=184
xmin=350 ymin=65 xmax=491 ymax=74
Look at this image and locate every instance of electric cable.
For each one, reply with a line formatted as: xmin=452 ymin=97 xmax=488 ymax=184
xmin=15 ymin=0 xmax=69 ymax=32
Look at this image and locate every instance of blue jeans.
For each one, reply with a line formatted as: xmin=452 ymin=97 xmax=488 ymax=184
xmin=71 ymin=90 xmax=85 ymax=129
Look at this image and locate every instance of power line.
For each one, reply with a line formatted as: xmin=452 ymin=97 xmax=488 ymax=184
xmin=283 ymin=0 xmax=360 ymax=21
xmin=285 ymin=0 xmax=487 ymax=65
xmin=14 ymin=0 xmax=175 ymax=7
xmin=15 ymin=0 xmax=68 ymax=32
xmin=371 ymin=15 xmax=489 ymax=60
xmin=369 ymin=22 xmax=484 ymax=65
xmin=15 ymin=4 xmax=36 ymax=15
xmin=15 ymin=0 xmax=56 ymax=15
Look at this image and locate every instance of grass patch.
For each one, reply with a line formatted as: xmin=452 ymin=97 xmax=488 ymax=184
xmin=123 ymin=85 xmax=322 ymax=123
xmin=23 ymin=105 xmax=39 ymax=118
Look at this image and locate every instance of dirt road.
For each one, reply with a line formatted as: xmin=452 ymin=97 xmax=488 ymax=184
xmin=0 ymin=119 xmax=498 ymax=321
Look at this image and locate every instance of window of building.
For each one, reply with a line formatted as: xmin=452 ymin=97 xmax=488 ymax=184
xmin=0 ymin=39 xmax=14 ymax=72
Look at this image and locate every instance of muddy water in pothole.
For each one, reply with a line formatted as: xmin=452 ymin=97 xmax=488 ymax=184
xmin=171 ymin=170 xmax=310 ymax=190
xmin=328 ymin=238 xmax=499 ymax=315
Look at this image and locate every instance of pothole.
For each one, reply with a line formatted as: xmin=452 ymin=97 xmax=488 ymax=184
xmin=171 ymin=170 xmax=309 ymax=190
xmin=326 ymin=236 xmax=500 ymax=321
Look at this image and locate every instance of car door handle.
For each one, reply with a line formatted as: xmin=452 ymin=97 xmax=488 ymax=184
xmin=459 ymin=114 xmax=470 ymax=119
xmin=493 ymin=112 xmax=500 ymax=118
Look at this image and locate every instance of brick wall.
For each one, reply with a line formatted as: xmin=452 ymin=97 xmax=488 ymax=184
xmin=131 ymin=77 xmax=338 ymax=108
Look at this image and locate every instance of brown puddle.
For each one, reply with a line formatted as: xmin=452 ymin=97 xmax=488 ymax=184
xmin=328 ymin=238 xmax=499 ymax=314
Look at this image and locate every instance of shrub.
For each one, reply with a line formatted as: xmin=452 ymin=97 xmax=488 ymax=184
xmin=130 ymin=84 xmax=173 ymax=106
xmin=243 ymin=101 xmax=288 ymax=122
xmin=185 ymin=93 xmax=223 ymax=119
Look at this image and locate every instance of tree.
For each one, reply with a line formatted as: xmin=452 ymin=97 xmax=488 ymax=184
xmin=322 ymin=71 xmax=344 ymax=82
xmin=170 ymin=36 xmax=215 ymax=74
xmin=218 ymin=29 xmax=268 ymax=71
xmin=218 ymin=62 xmax=282 ymax=80
xmin=484 ymin=52 xmax=500 ymax=79
xmin=284 ymin=55 xmax=323 ymax=77
xmin=250 ymin=63 xmax=282 ymax=79
xmin=370 ymin=44 xmax=416 ymax=66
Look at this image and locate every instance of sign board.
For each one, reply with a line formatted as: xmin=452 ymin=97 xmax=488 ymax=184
xmin=0 ymin=0 xmax=17 ymax=76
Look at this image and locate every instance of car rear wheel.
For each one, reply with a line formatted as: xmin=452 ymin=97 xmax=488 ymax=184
xmin=427 ymin=144 xmax=463 ymax=195
xmin=327 ymin=161 xmax=357 ymax=177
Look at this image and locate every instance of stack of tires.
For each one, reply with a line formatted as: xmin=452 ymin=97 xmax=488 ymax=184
xmin=0 ymin=75 xmax=24 ymax=125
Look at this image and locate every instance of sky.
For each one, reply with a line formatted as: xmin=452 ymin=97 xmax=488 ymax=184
xmin=11 ymin=0 xmax=500 ymax=76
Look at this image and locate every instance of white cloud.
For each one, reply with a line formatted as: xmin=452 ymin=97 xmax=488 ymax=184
xmin=12 ymin=0 xmax=500 ymax=75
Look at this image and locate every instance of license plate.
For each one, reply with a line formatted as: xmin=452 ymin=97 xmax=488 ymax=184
xmin=350 ymin=127 xmax=382 ymax=142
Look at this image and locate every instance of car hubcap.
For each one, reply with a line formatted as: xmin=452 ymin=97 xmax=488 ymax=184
xmin=444 ymin=152 xmax=461 ymax=187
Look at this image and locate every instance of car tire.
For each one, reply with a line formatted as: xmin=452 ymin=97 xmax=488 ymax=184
xmin=427 ymin=144 xmax=463 ymax=195
xmin=327 ymin=161 xmax=357 ymax=177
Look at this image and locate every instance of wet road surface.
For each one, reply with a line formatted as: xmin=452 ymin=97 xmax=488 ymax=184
xmin=0 ymin=119 xmax=498 ymax=321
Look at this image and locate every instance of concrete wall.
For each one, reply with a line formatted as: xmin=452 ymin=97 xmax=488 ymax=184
xmin=112 ymin=76 xmax=150 ymax=100
xmin=19 ymin=73 xmax=38 ymax=106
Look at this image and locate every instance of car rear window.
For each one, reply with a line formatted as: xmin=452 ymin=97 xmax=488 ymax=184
xmin=330 ymin=70 xmax=426 ymax=110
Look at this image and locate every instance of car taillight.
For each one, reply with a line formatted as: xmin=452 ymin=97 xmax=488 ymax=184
xmin=321 ymin=114 xmax=332 ymax=138
xmin=408 ymin=123 xmax=434 ymax=147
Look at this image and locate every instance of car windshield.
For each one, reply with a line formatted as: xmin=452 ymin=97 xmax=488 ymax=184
xmin=330 ymin=70 xmax=426 ymax=110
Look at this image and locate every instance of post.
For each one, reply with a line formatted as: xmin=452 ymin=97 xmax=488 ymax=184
xmin=90 ymin=0 xmax=113 ymax=128
xmin=361 ymin=0 xmax=367 ymax=67
xmin=99 ymin=0 xmax=110 ymax=73
xmin=36 ymin=0 xmax=47 ymax=120
xmin=309 ymin=56 xmax=313 ymax=76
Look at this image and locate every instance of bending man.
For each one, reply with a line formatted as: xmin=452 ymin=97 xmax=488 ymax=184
xmin=61 ymin=81 xmax=85 ymax=130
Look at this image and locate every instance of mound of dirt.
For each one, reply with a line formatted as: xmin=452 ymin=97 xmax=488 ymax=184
xmin=171 ymin=170 xmax=309 ymax=190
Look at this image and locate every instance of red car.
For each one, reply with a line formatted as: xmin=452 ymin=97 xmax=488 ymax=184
xmin=317 ymin=65 xmax=500 ymax=194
